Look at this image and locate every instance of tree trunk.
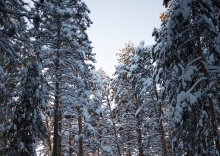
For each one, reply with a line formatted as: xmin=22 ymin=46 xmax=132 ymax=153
xmin=52 ymin=78 xmax=59 ymax=156
xmin=45 ymin=117 xmax=52 ymax=154
xmin=106 ymin=96 xmax=122 ymax=156
xmin=69 ymin=136 xmax=72 ymax=156
xmin=97 ymin=148 xmax=100 ymax=156
xmin=58 ymin=109 xmax=62 ymax=156
xmin=52 ymin=17 xmax=61 ymax=156
xmin=127 ymin=135 xmax=131 ymax=156
xmin=154 ymin=89 xmax=168 ymax=156
xmin=77 ymin=107 xmax=83 ymax=156
xmin=195 ymin=30 xmax=220 ymax=152
xmin=137 ymin=118 xmax=143 ymax=156
xmin=191 ymin=4 xmax=220 ymax=152
xmin=134 ymin=93 xmax=144 ymax=156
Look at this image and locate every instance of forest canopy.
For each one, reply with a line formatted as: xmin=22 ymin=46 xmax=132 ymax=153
xmin=0 ymin=0 xmax=220 ymax=156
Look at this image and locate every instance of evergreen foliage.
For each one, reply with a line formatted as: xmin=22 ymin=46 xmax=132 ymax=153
xmin=6 ymin=62 xmax=47 ymax=155
xmin=153 ymin=0 xmax=220 ymax=155
xmin=0 ymin=0 xmax=219 ymax=155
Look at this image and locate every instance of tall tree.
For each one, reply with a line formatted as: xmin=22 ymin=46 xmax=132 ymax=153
xmin=153 ymin=0 xmax=220 ymax=155
xmin=129 ymin=42 xmax=169 ymax=156
xmin=6 ymin=62 xmax=48 ymax=155
xmin=113 ymin=42 xmax=153 ymax=156
xmin=37 ymin=0 xmax=101 ymax=155
xmin=112 ymin=42 xmax=137 ymax=156
xmin=0 ymin=1 xmax=48 ymax=155
xmin=96 ymin=68 xmax=121 ymax=156
xmin=0 ymin=0 xmax=31 ymax=128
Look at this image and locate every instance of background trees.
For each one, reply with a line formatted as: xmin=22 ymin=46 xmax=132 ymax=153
xmin=0 ymin=0 xmax=219 ymax=155
xmin=112 ymin=42 xmax=139 ymax=156
xmin=1 ymin=0 xmax=102 ymax=155
xmin=112 ymin=41 xmax=171 ymax=156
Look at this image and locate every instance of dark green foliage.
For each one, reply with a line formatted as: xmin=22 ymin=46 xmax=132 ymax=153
xmin=6 ymin=63 xmax=47 ymax=155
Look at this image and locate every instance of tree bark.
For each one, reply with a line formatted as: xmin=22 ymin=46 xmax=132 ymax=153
xmin=69 ymin=136 xmax=72 ymax=156
xmin=191 ymin=4 xmax=220 ymax=152
xmin=134 ymin=93 xmax=144 ymax=156
xmin=106 ymin=96 xmax=122 ymax=156
xmin=77 ymin=107 xmax=83 ymax=156
xmin=52 ymin=70 xmax=59 ymax=156
xmin=58 ymin=109 xmax=62 ymax=156
xmin=127 ymin=135 xmax=131 ymax=156
xmin=45 ymin=117 xmax=52 ymax=154
xmin=154 ymin=89 xmax=168 ymax=156
xmin=195 ymin=30 xmax=220 ymax=152
xmin=52 ymin=16 xmax=61 ymax=156
xmin=137 ymin=118 xmax=143 ymax=156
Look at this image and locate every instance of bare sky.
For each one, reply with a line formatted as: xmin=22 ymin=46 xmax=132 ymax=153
xmin=83 ymin=0 xmax=166 ymax=76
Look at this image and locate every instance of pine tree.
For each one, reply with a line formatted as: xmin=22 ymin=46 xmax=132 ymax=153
xmin=0 ymin=0 xmax=31 ymax=127
xmin=6 ymin=62 xmax=48 ymax=155
xmin=37 ymin=0 xmax=101 ymax=155
xmin=129 ymin=42 xmax=169 ymax=156
xmin=153 ymin=0 xmax=220 ymax=155
xmin=112 ymin=42 xmax=146 ymax=156
xmin=0 ymin=1 xmax=48 ymax=155
xmin=96 ymin=68 xmax=120 ymax=156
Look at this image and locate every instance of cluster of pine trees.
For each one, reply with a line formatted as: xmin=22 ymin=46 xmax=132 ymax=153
xmin=0 ymin=0 xmax=220 ymax=156
xmin=0 ymin=0 xmax=102 ymax=155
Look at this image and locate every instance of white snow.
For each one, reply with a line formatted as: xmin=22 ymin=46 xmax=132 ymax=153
xmin=0 ymin=124 xmax=5 ymax=132
xmin=180 ymin=0 xmax=192 ymax=19
xmin=102 ymin=145 xmax=113 ymax=155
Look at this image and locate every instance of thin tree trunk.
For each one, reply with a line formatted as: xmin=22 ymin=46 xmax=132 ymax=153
xmin=191 ymin=4 xmax=220 ymax=152
xmin=52 ymin=16 xmax=61 ymax=156
xmin=219 ymin=14 xmax=220 ymax=32
xmin=77 ymin=107 xmax=83 ymax=156
xmin=106 ymin=96 xmax=122 ymax=156
xmin=137 ymin=118 xmax=143 ymax=156
xmin=127 ymin=135 xmax=131 ymax=156
xmin=52 ymin=78 xmax=59 ymax=156
xmin=58 ymin=109 xmax=62 ymax=156
xmin=97 ymin=148 xmax=100 ymax=156
xmin=134 ymin=93 xmax=144 ymax=156
xmin=69 ymin=136 xmax=72 ymax=156
xmin=154 ymin=89 xmax=168 ymax=156
xmin=195 ymin=30 xmax=220 ymax=152
xmin=45 ymin=117 xmax=52 ymax=154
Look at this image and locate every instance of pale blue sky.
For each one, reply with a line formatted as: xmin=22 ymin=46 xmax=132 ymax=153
xmin=83 ymin=0 xmax=166 ymax=76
